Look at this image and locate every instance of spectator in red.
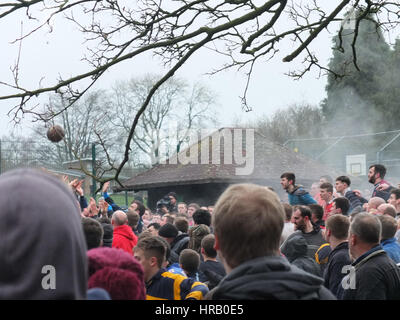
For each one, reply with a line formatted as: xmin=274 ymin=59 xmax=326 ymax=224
xmin=112 ymin=210 xmax=138 ymax=255
xmin=320 ymin=182 xmax=335 ymax=220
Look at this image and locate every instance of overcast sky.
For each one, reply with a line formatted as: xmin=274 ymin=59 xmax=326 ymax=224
xmin=0 ymin=2 xmax=393 ymax=138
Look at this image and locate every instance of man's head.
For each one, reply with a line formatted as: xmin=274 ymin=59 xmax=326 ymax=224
xmin=178 ymin=202 xmax=188 ymax=215
xmin=168 ymin=192 xmax=177 ymax=206
xmin=320 ymin=182 xmax=334 ymax=202
xmin=378 ymin=215 xmax=398 ymax=241
xmin=368 ymin=164 xmax=387 ymax=184
xmin=332 ymin=197 xmax=350 ymax=216
xmin=111 ymin=210 xmax=128 ymax=227
xmin=377 ymin=204 xmax=397 ymax=218
xmin=292 ymin=205 xmax=313 ymax=232
xmin=367 ymin=197 xmax=386 ymax=213
xmin=280 ymin=172 xmax=295 ymax=190
xmin=308 ymin=204 xmax=324 ymax=223
xmin=158 ymin=223 xmax=179 ymax=244
xmin=389 ymin=188 xmax=400 ymax=210
xmin=310 ymin=182 xmax=320 ymax=197
xmin=348 ymin=213 xmax=381 ymax=260
xmin=147 ymin=222 xmax=161 ymax=236
xmin=160 ymin=213 xmax=174 ymax=226
xmin=192 ymin=209 xmax=212 ymax=226
xmin=325 ymin=214 xmax=350 ymax=244
xmin=335 ymin=176 xmax=351 ymax=194
xmin=126 ymin=209 xmax=140 ymax=230
xmin=201 ymin=234 xmax=218 ymax=259
xmin=129 ymin=200 xmax=146 ymax=217
xmin=213 ymin=184 xmax=284 ymax=270
xmin=187 ymin=203 xmax=200 ymax=218
xmin=174 ymin=217 xmax=189 ymax=234
xmin=134 ymin=236 xmax=166 ymax=282
xmin=207 ymin=206 xmax=214 ymax=214
xmin=82 ymin=217 xmax=104 ymax=250
xmin=143 ymin=209 xmax=152 ymax=222
xmin=319 ymin=175 xmax=333 ymax=185
xmin=179 ymin=249 xmax=200 ymax=275
xmin=282 ymin=203 xmax=293 ymax=222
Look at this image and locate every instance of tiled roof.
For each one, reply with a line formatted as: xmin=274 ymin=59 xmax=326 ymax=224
xmin=117 ymin=128 xmax=343 ymax=191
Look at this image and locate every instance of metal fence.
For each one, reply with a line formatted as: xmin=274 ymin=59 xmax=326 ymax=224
xmin=283 ymin=129 xmax=400 ymax=182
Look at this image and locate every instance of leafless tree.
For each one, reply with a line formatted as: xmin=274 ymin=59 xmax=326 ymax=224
xmin=108 ymin=74 xmax=217 ymax=166
xmin=0 ymin=0 xmax=399 ymax=186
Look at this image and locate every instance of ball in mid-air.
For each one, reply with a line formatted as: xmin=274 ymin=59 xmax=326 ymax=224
xmin=47 ymin=125 xmax=65 ymax=143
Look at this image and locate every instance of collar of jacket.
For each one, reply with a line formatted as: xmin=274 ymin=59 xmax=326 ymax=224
xmin=381 ymin=238 xmax=397 ymax=246
xmin=146 ymin=268 xmax=166 ymax=288
xmin=352 ymin=245 xmax=385 ymax=269
xmin=330 ymin=241 xmax=348 ymax=254
xmin=288 ymin=185 xmax=301 ymax=194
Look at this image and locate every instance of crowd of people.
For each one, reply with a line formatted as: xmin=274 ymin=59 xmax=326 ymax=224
xmin=1 ymin=163 xmax=400 ymax=300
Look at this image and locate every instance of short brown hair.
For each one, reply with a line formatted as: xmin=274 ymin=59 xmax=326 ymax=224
xmin=179 ymin=249 xmax=200 ymax=274
xmin=326 ymin=214 xmax=350 ymax=240
xmin=282 ymin=203 xmax=293 ymax=221
xmin=213 ymin=183 xmax=284 ymax=269
xmin=378 ymin=215 xmax=398 ymax=240
xmin=174 ymin=217 xmax=189 ymax=233
xmin=201 ymin=234 xmax=217 ymax=258
xmin=127 ymin=209 xmax=140 ymax=229
xmin=134 ymin=236 xmax=166 ymax=268
xmin=320 ymin=182 xmax=333 ymax=193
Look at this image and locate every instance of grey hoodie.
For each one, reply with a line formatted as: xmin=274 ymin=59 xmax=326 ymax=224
xmin=0 ymin=168 xmax=88 ymax=299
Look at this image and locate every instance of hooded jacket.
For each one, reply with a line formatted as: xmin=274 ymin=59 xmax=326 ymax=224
xmin=284 ymin=235 xmax=322 ymax=277
xmin=0 ymin=168 xmax=88 ymax=299
xmin=207 ymin=256 xmax=335 ymax=300
xmin=287 ymin=185 xmax=317 ymax=206
xmin=112 ymin=224 xmax=137 ymax=255
xmin=171 ymin=232 xmax=190 ymax=256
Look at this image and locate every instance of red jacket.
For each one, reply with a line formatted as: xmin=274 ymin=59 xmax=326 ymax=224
xmin=112 ymin=225 xmax=137 ymax=255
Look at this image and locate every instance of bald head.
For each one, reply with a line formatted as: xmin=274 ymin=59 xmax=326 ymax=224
xmin=368 ymin=197 xmax=386 ymax=211
xmin=112 ymin=210 xmax=128 ymax=226
xmin=377 ymin=204 xmax=397 ymax=218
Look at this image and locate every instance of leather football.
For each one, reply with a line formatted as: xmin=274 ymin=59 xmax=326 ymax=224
xmin=47 ymin=125 xmax=65 ymax=143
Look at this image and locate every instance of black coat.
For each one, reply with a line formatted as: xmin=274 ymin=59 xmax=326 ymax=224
xmin=323 ymin=241 xmax=351 ymax=298
xmin=171 ymin=233 xmax=189 ymax=256
xmin=206 ymin=256 xmax=336 ymax=300
xmin=341 ymin=246 xmax=400 ymax=300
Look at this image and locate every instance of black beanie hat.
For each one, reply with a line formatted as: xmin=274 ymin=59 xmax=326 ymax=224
xmin=158 ymin=223 xmax=179 ymax=238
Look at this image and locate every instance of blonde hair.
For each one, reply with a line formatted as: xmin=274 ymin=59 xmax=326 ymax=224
xmin=213 ymin=183 xmax=285 ymax=269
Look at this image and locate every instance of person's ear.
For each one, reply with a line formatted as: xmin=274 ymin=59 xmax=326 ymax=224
xmin=349 ymin=233 xmax=356 ymax=246
xmin=214 ymin=234 xmax=220 ymax=251
xmin=150 ymin=256 xmax=158 ymax=268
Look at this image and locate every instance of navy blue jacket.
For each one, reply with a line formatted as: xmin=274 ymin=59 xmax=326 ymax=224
xmin=323 ymin=241 xmax=351 ymax=298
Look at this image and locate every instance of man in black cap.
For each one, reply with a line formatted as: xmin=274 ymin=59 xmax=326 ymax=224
xmin=159 ymin=223 xmax=189 ymax=257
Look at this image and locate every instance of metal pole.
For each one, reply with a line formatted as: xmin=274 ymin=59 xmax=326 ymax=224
xmin=125 ymin=191 xmax=128 ymax=207
xmin=92 ymin=143 xmax=96 ymax=198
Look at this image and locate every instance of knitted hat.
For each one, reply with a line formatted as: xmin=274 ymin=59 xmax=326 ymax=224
xmin=158 ymin=223 xmax=179 ymax=238
xmin=101 ymin=223 xmax=113 ymax=247
xmin=87 ymin=247 xmax=146 ymax=300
